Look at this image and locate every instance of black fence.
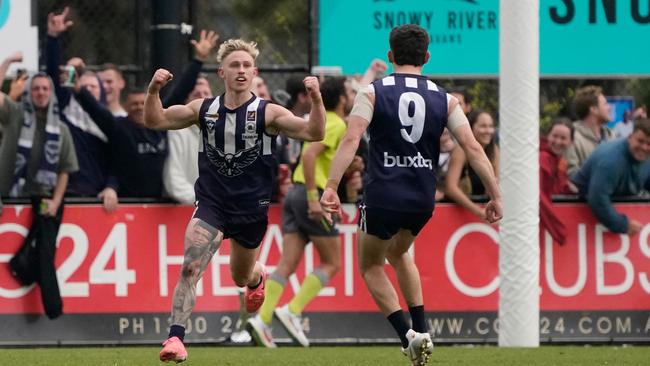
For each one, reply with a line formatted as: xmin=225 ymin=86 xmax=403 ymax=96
xmin=36 ymin=0 xmax=312 ymax=94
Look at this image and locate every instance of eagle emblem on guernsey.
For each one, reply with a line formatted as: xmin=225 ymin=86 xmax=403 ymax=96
xmin=205 ymin=142 xmax=261 ymax=177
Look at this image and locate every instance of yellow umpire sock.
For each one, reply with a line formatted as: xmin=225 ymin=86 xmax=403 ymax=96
xmin=288 ymin=268 xmax=329 ymax=315
xmin=259 ymin=272 xmax=287 ymax=325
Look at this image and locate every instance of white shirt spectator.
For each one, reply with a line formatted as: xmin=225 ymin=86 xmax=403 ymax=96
xmin=112 ymin=109 xmax=128 ymax=118
xmin=163 ymin=125 xmax=200 ymax=204
xmin=613 ymin=120 xmax=634 ymax=139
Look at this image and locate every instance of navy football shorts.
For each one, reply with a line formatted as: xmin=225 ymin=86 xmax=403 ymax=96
xmin=358 ymin=204 xmax=432 ymax=240
xmin=193 ymin=201 xmax=268 ymax=249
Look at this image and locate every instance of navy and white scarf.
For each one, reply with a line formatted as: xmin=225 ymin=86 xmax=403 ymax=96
xmin=10 ymin=73 xmax=61 ymax=197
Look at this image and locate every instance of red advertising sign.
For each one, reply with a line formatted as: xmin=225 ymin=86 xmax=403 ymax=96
xmin=1 ymin=203 xmax=649 ymax=316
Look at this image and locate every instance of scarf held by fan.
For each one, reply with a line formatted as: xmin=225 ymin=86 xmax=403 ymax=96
xmin=9 ymin=73 xmax=61 ymax=197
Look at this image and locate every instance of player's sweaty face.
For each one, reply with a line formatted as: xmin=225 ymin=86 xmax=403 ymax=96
xmin=220 ymin=51 xmax=257 ymax=93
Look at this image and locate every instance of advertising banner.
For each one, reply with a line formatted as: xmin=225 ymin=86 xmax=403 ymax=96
xmin=0 ymin=0 xmax=38 ymax=76
xmin=1 ymin=203 xmax=649 ymax=344
xmin=318 ymin=0 xmax=650 ymax=76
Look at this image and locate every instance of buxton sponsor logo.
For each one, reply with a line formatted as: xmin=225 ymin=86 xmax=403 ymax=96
xmin=383 ymin=151 xmax=433 ymax=170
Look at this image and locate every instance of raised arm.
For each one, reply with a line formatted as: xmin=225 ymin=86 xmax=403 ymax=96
xmin=162 ymin=30 xmax=219 ymax=107
xmin=74 ymin=86 xmax=116 ymax=135
xmin=145 ymin=68 xmax=201 ymax=130
xmin=358 ymin=59 xmax=387 ymax=87
xmin=0 ymin=52 xmax=24 ymax=108
xmin=267 ymin=76 xmax=325 ymax=141
xmin=46 ymin=7 xmax=75 ymax=106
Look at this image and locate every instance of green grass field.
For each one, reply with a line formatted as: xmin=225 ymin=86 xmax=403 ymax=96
xmin=1 ymin=346 xmax=649 ymax=366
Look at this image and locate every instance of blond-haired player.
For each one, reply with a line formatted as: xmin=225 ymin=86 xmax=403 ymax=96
xmin=144 ymin=39 xmax=326 ymax=363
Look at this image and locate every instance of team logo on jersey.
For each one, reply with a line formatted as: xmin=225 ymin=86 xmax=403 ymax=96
xmin=205 ymin=120 xmax=215 ymax=132
xmin=205 ymin=113 xmax=219 ymax=132
xmin=242 ymin=121 xmax=258 ymax=143
xmin=205 ymin=141 xmax=260 ymax=177
xmin=247 ymin=110 xmax=256 ymax=121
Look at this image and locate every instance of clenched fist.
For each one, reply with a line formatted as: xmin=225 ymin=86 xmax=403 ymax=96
xmin=4 ymin=51 xmax=23 ymax=64
xmin=303 ymin=76 xmax=321 ymax=100
xmin=148 ymin=69 xmax=174 ymax=95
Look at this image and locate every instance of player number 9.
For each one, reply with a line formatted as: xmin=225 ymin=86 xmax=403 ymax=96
xmin=398 ymin=92 xmax=426 ymax=144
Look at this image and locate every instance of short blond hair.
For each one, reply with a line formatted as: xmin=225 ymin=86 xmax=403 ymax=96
xmin=216 ymin=39 xmax=259 ymax=63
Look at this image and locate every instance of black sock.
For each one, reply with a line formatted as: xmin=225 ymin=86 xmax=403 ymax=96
xmin=409 ymin=305 xmax=427 ymax=333
xmin=387 ymin=310 xmax=410 ymax=348
xmin=169 ymin=325 xmax=185 ymax=342
xmin=248 ymin=274 xmax=263 ymax=289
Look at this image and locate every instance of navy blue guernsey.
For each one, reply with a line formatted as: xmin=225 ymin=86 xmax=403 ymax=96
xmin=364 ymin=74 xmax=447 ymax=212
xmin=195 ymin=94 xmax=277 ymax=215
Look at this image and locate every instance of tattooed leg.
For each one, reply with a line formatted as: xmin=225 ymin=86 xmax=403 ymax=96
xmin=171 ymin=218 xmax=224 ymax=326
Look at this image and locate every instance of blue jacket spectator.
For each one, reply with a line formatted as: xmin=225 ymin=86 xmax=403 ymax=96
xmin=571 ymin=118 xmax=650 ymax=235
xmin=45 ymin=14 xmax=120 ymax=211
xmin=46 ymin=35 xmax=119 ymax=196
xmin=76 ymin=89 xmax=167 ymax=198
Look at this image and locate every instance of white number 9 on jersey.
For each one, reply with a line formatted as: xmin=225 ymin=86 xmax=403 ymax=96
xmin=398 ymin=92 xmax=426 ymax=144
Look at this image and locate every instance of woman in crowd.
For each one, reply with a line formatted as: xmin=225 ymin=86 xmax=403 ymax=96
xmin=540 ymin=118 xmax=575 ymax=245
xmin=445 ymin=110 xmax=499 ymax=220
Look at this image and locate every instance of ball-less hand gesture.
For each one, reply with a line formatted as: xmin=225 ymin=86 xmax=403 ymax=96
xmin=320 ymin=187 xmax=342 ymax=225
xmin=98 ymin=187 xmax=119 ymax=214
xmin=148 ymin=68 xmax=174 ymax=95
xmin=369 ymin=59 xmax=388 ymax=75
xmin=303 ymin=76 xmax=321 ymax=100
xmin=47 ymin=7 xmax=74 ymax=37
xmin=628 ymin=220 xmax=643 ymax=236
xmin=485 ymin=199 xmax=503 ymax=224
xmin=9 ymin=73 xmax=28 ymax=101
xmin=191 ymin=30 xmax=219 ymax=62
xmin=4 ymin=51 xmax=23 ymax=64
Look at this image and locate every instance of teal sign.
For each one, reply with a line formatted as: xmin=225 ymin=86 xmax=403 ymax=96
xmin=319 ymin=0 xmax=650 ymax=76
xmin=0 ymin=0 xmax=10 ymax=29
